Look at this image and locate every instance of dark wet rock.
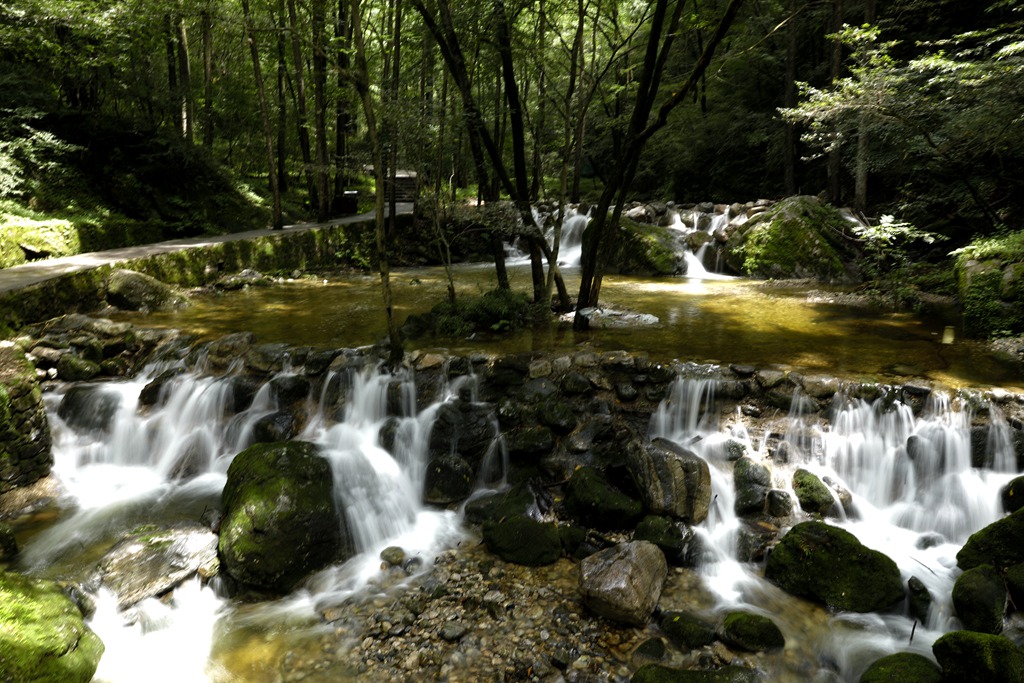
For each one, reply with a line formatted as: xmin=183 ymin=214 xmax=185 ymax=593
xmin=482 ymin=516 xmax=561 ymax=566
xmin=251 ymin=410 xmax=297 ymax=443
xmin=485 ymin=354 xmax=530 ymax=389
xmin=579 ymin=541 xmax=667 ymax=626
xmin=736 ymin=520 xmax=779 ymax=562
xmin=563 ymin=466 xmax=643 ymax=530
xmin=792 ymin=468 xmax=835 ymax=515
xmin=215 ymin=269 xmax=274 ymax=290
xmin=200 ymin=332 xmax=256 ymax=373
xmin=953 ymin=564 xmax=1006 ymax=635
xmin=908 ymin=576 xmax=933 ymax=624
xmin=1007 ymin=564 xmax=1024 ymax=614
xmin=766 ymin=489 xmax=793 ymax=517
xmin=634 ymin=637 xmax=667 ymax=660
xmin=733 ymin=456 xmax=771 ymax=517
xmin=106 ymin=268 xmax=186 ymax=311
xmin=0 ymin=522 xmax=17 ymax=561
xmin=269 ymin=374 xmax=311 ymax=408
xmin=506 ymin=425 xmax=554 ymax=459
xmin=717 ymin=611 xmax=785 ymax=652
xmin=429 ymin=399 xmax=499 ymax=465
xmin=932 ymin=630 xmax=1024 ymax=683
xmin=95 ymin=523 xmax=219 ymax=610
xmin=764 ymin=521 xmax=904 ymax=613
xmin=616 ymin=382 xmax=640 ymax=402
xmin=858 ymin=652 xmax=943 ymax=683
xmin=463 ymin=481 xmax=548 ymax=524
xmin=166 ymin=434 xmax=212 ymax=481
xmin=423 ymin=453 xmax=474 ymax=504
xmin=658 ymin=610 xmax=716 ymax=651
xmin=56 ymin=384 xmax=122 ymax=434
xmin=245 ymin=343 xmax=293 ymax=374
xmin=226 ymin=374 xmax=262 ymax=414
xmin=537 ymin=396 xmax=578 ymax=433
xmin=138 ymin=366 xmax=186 ymax=407
xmin=561 ymin=371 xmax=592 ymax=395
xmin=958 ymin=506 xmax=1024 ymax=570
xmin=628 ymin=438 xmax=712 ymax=524
xmin=631 ymin=663 xmax=761 ymax=682
xmin=56 ymin=353 xmax=101 ymax=381
xmin=218 ymin=441 xmax=345 ymax=592
xmin=1002 ymin=476 xmax=1024 ymax=514
xmin=634 ymin=515 xmax=702 ymax=566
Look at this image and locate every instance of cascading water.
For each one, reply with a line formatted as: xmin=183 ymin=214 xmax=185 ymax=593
xmin=649 ymin=374 xmax=1021 ymax=681
xmin=19 ymin=358 xmax=472 ymax=682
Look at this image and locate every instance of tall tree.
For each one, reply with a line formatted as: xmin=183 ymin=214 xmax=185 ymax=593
xmin=312 ymin=0 xmax=331 ymax=221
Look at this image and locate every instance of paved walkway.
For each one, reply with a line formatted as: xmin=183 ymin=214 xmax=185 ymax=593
xmin=0 ymin=205 xmax=411 ymax=293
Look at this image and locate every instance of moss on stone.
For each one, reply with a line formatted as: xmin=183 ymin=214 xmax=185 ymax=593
xmin=858 ymin=652 xmax=943 ymax=683
xmin=0 ymin=571 xmax=104 ymax=683
xmin=606 ymin=217 xmax=679 ymax=276
xmin=932 ymin=630 xmax=1024 ymax=683
xmin=718 ymin=611 xmax=785 ymax=652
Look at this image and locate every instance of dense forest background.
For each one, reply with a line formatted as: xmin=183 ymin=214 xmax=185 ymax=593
xmin=0 ymin=0 xmax=1021 ymax=255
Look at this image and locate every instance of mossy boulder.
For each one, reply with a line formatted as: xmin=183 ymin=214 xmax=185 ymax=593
xmin=952 ymin=564 xmax=1006 ymax=634
xmin=105 ymin=268 xmax=187 ymax=312
xmin=957 ymin=506 xmax=1024 ymax=570
xmin=218 ymin=441 xmax=346 ymax=592
xmin=605 ymin=218 xmax=682 ymax=276
xmin=858 ymin=652 xmax=942 ymax=683
xmin=631 ymin=663 xmax=761 ymax=683
xmin=723 ymin=195 xmax=855 ymax=282
xmin=563 ymin=466 xmax=643 ymax=530
xmin=0 ymin=216 xmax=79 ymax=268
xmin=481 ymin=515 xmax=562 ymax=566
xmin=932 ymin=630 xmax=1024 ymax=683
xmin=792 ymin=468 xmax=835 ymax=515
xmin=0 ymin=343 xmax=52 ymax=493
xmin=658 ymin=610 xmax=717 ymax=651
xmin=0 ymin=571 xmax=104 ymax=683
xmin=634 ymin=515 xmax=702 ymax=566
xmin=764 ymin=521 xmax=904 ymax=612
xmin=717 ymin=611 xmax=785 ymax=652
xmin=1002 ymin=476 xmax=1024 ymax=514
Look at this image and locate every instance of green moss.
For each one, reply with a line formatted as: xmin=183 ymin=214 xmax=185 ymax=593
xmin=736 ymin=197 xmax=848 ymax=280
xmin=608 ymin=218 xmax=679 ymax=276
xmin=859 ymin=652 xmax=943 ymax=683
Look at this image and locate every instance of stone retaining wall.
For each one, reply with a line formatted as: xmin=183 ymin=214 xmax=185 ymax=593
xmin=0 ymin=342 xmax=52 ymax=493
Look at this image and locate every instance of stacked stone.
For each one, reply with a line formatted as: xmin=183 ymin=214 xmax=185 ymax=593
xmin=0 ymin=341 xmax=51 ymax=493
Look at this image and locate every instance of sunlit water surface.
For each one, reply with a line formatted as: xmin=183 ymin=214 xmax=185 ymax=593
xmin=111 ymin=263 xmax=1022 ymax=389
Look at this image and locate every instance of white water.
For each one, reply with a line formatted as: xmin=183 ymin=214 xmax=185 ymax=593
xmin=650 ymin=375 xmax=1019 ymax=680
xmin=23 ymin=360 xmax=471 ymax=682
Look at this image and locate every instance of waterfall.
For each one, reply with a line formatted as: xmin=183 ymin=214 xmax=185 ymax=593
xmin=22 ymin=359 xmax=473 ymax=682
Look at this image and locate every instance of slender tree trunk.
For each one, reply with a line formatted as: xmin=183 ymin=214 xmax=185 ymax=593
xmin=350 ymin=0 xmax=403 ymax=365
xmin=241 ymin=0 xmax=284 ymax=229
xmin=333 ymin=0 xmax=353 ymax=210
xmin=176 ymin=16 xmax=193 ymax=143
xmin=854 ymin=0 xmax=876 ymax=211
xmin=312 ymin=0 xmax=331 ymax=221
xmin=530 ymin=0 xmax=547 ymax=201
xmin=783 ymin=0 xmax=798 ymax=195
xmin=827 ymin=0 xmax=844 ymax=204
xmin=387 ymin=0 xmax=402 ymax=238
xmin=201 ymin=8 xmax=214 ymax=148
xmin=287 ymin=0 xmax=318 ymax=207
xmin=574 ymin=0 xmax=745 ymax=329
xmin=276 ymin=0 xmax=288 ymax=193
xmin=165 ymin=15 xmax=180 ymax=136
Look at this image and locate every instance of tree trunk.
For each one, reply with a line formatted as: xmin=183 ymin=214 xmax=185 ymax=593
xmin=387 ymin=0 xmax=402 ymax=238
xmin=276 ymin=0 xmax=288 ymax=193
xmin=176 ymin=16 xmax=193 ymax=143
xmin=783 ymin=0 xmax=798 ymax=195
xmin=165 ymin=15 xmax=179 ymax=136
xmin=574 ymin=0 xmax=745 ymax=330
xmin=827 ymin=0 xmax=844 ymax=205
xmin=312 ymin=0 xmax=331 ymax=221
xmin=241 ymin=0 xmax=284 ymax=229
xmin=333 ymin=0 xmax=354 ymax=210
xmin=853 ymin=0 xmax=876 ymax=211
xmin=350 ymin=0 xmax=403 ymax=366
xmin=201 ymin=8 xmax=214 ymax=148
xmin=287 ymin=0 xmax=318 ymax=207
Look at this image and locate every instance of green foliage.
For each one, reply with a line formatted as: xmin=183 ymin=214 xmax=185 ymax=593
xmin=417 ymin=288 xmax=546 ymax=339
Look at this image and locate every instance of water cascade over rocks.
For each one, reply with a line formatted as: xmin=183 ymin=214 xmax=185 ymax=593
xmin=5 ymin=317 xmax=1024 ymax=681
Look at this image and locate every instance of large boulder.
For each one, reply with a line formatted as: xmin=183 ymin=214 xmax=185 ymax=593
xmin=218 ymin=441 xmax=346 ymax=592
xmin=952 ymin=564 xmax=1006 ymax=634
xmin=957 ymin=506 xmax=1024 ymax=570
xmin=481 ymin=516 xmax=562 ymax=566
xmin=717 ymin=611 xmax=785 ymax=652
xmin=764 ymin=521 xmax=904 ymax=613
xmin=932 ymin=630 xmax=1024 ymax=683
xmin=953 ymin=233 xmax=1024 ymax=337
xmin=0 ymin=343 xmax=52 ymax=493
xmin=579 ymin=540 xmax=667 ymax=626
xmin=106 ymin=268 xmax=187 ymax=312
xmin=0 ymin=571 xmax=104 ymax=683
xmin=95 ymin=523 xmax=219 ymax=610
xmin=723 ymin=195 xmax=855 ymax=282
xmin=858 ymin=652 xmax=943 ymax=683
xmin=627 ymin=438 xmax=712 ymax=524
xmin=604 ymin=218 xmax=683 ymax=277
xmin=563 ymin=466 xmax=644 ymax=530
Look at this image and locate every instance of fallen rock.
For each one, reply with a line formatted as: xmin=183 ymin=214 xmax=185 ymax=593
xmin=579 ymin=541 xmax=667 ymax=626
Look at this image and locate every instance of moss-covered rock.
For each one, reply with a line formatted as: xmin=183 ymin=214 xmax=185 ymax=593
xmin=858 ymin=652 xmax=943 ymax=683
xmin=764 ymin=521 xmax=904 ymax=612
xmin=634 ymin=515 xmax=701 ymax=566
xmin=952 ymin=564 xmax=1006 ymax=634
xmin=957 ymin=506 xmax=1024 ymax=570
xmin=658 ymin=610 xmax=717 ymax=651
xmin=563 ymin=466 xmax=643 ymax=531
xmin=604 ymin=218 xmax=682 ymax=276
xmin=105 ymin=268 xmax=187 ymax=312
xmin=792 ymin=468 xmax=835 ymax=515
xmin=0 ymin=343 xmax=52 ymax=494
xmin=723 ymin=195 xmax=855 ymax=282
xmin=218 ymin=441 xmax=345 ymax=592
xmin=953 ymin=232 xmax=1024 ymax=337
xmin=717 ymin=611 xmax=785 ymax=652
xmin=1002 ymin=476 xmax=1024 ymax=514
xmin=0 ymin=571 xmax=104 ymax=683
xmin=482 ymin=515 xmax=562 ymax=566
xmin=932 ymin=630 xmax=1024 ymax=683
